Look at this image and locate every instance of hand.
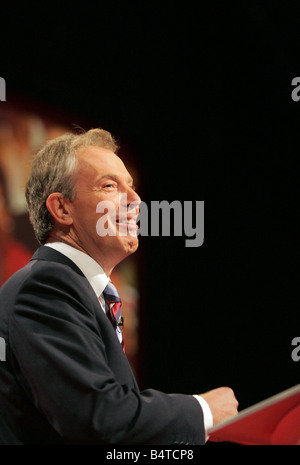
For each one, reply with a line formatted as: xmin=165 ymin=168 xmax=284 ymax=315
xmin=200 ymin=387 xmax=239 ymax=426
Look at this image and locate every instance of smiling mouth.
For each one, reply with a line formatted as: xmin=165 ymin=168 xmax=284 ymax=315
xmin=116 ymin=218 xmax=136 ymax=225
xmin=115 ymin=216 xmax=138 ymax=230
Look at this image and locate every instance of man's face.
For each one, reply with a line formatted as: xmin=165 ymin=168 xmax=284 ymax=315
xmin=68 ymin=146 xmax=141 ymax=273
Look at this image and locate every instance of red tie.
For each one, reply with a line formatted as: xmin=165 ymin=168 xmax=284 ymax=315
xmin=103 ymin=281 xmax=125 ymax=353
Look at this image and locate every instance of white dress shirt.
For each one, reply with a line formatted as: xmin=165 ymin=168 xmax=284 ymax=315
xmin=45 ymin=241 xmax=213 ymax=437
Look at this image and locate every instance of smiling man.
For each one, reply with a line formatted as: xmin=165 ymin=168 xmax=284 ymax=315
xmin=0 ymin=128 xmax=238 ymax=445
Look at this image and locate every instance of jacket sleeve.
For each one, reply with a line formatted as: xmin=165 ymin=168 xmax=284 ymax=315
xmin=8 ymin=264 xmax=205 ymax=445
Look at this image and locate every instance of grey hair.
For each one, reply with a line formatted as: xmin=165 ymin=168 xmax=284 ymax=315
xmin=25 ymin=128 xmax=119 ymax=244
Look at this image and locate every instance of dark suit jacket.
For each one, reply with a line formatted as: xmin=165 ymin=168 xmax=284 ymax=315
xmin=0 ymin=246 xmax=205 ymax=444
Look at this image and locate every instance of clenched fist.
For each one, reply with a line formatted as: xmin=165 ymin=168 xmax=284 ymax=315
xmin=200 ymin=387 xmax=239 ymax=425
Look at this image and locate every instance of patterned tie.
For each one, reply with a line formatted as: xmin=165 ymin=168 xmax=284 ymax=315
xmin=102 ymin=281 xmax=125 ymax=352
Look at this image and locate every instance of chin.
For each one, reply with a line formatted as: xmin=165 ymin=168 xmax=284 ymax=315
xmin=124 ymin=236 xmax=139 ymax=255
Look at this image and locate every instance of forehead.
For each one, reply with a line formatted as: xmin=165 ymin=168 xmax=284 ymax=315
xmin=76 ymin=146 xmax=130 ymax=180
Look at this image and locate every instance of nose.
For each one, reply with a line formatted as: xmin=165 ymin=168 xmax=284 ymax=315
xmin=128 ymin=185 xmax=141 ymax=207
xmin=122 ymin=184 xmax=141 ymax=207
xmin=119 ymin=187 xmax=141 ymax=213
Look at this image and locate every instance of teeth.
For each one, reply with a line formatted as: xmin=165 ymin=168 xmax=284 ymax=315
xmin=118 ymin=218 xmax=136 ymax=224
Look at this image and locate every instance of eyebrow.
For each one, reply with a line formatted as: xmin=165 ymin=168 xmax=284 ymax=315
xmin=95 ymin=173 xmax=134 ymax=186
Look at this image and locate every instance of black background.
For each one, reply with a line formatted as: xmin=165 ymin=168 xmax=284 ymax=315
xmin=0 ymin=2 xmax=298 ymax=415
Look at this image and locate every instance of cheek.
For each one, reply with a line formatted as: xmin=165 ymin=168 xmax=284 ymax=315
xmin=95 ymin=212 xmax=117 ymax=238
xmin=95 ymin=200 xmax=119 ymax=236
xmin=72 ymin=200 xmax=99 ymax=231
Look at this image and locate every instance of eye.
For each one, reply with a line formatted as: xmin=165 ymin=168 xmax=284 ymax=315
xmin=102 ymin=181 xmax=117 ymax=190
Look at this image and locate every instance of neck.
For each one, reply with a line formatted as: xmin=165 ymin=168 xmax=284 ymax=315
xmin=46 ymin=232 xmax=116 ymax=276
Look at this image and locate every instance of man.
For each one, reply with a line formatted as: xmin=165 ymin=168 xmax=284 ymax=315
xmin=0 ymin=128 xmax=238 ymax=444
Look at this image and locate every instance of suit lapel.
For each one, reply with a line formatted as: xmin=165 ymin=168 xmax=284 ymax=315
xmin=31 ymin=246 xmax=85 ymax=276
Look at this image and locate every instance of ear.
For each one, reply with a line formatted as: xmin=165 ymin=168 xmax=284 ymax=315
xmin=46 ymin=193 xmax=73 ymax=226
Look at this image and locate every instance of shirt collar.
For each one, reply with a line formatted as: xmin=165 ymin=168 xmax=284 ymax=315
xmin=45 ymin=242 xmax=110 ymax=299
